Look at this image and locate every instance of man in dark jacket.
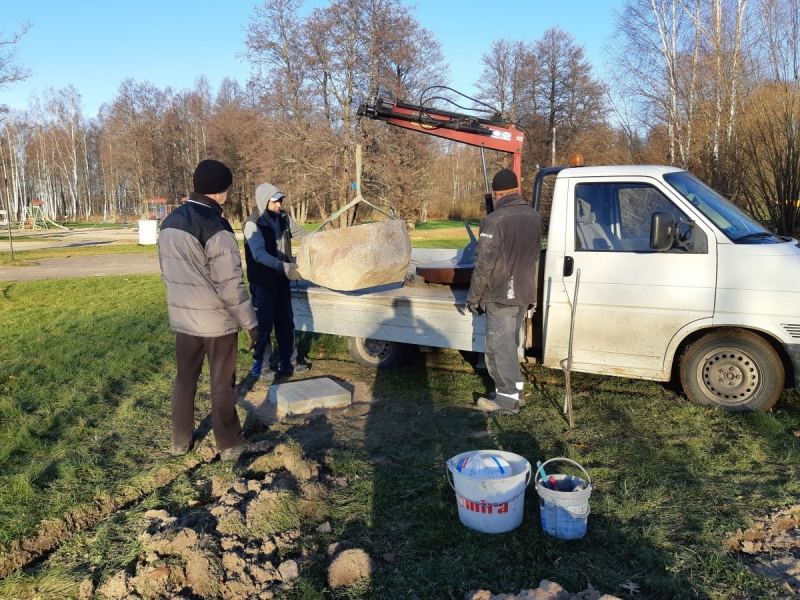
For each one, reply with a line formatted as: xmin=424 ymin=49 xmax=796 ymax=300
xmin=466 ymin=169 xmax=542 ymax=414
xmin=243 ymin=182 xmax=309 ymax=380
xmin=158 ymin=159 xmax=268 ymax=461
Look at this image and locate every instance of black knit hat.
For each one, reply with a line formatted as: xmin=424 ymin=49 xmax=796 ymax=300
xmin=193 ymin=159 xmax=233 ymax=194
xmin=491 ymin=169 xmax=518 ymax=192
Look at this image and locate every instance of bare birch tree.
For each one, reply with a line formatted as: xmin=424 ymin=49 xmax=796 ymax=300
xmin=758 ymin=0 xmax=800 ymax=82
xmin=612 ymin=0 xmax=697 ymax=166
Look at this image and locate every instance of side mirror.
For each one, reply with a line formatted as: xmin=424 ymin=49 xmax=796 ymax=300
xmin=650 ymin=212 xmax=677 ymax=251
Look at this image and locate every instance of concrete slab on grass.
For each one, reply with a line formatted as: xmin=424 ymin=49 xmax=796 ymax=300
xmin=269 ymin=377 xmax=352 ymax=415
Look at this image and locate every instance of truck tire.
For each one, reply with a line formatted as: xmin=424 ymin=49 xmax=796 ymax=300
xmin=679 ymin=329 xmax=784 ymax=412
xmin=347 ymin=337 xmax=409 ymax=368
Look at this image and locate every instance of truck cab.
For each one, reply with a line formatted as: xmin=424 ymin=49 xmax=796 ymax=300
xmin=535 ymin=164 xmax=800 ymax=412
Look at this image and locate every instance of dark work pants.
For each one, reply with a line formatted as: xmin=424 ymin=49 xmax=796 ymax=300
xmin=250 ymin=278 xmax=297 ymax=372
xmin=484 ymin=302 xmax=526 ymax=410
xmin=171 ymin=332 xmax=242 ymax=452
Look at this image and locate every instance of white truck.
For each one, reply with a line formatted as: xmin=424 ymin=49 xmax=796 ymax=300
xmin=292 ymin=161 xmax=800 ymax=413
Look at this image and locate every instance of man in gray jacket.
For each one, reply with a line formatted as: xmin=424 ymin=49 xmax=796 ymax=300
xmin=243 ymin=182 xmax=309 ymax=380
xmin=158 ymin=159 xmax=268 ymax=461
xmin=466 ymin=169 xmax=542 ymax=414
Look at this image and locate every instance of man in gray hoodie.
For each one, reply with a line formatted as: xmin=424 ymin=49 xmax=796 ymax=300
xmin=243 ymin=182 xmax=309 ymax=380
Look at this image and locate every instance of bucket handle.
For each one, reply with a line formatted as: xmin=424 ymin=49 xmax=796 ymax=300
xmin=533 ymin=457 xmax=591 ymax=488
xmin=445 ymin=461 xmax=532 ymax=494
xmin=446 ymin=464 xmax=532 ymax=508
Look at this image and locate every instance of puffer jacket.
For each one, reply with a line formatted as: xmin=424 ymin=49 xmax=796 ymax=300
xmin=158 ymin=192 xmax=257 ymax=336
xmin=467 ymin=192 xmax=542 ymax=306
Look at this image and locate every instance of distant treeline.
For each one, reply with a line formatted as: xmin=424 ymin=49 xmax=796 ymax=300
xmin=1 ymin=0 xmax=799 ymax=235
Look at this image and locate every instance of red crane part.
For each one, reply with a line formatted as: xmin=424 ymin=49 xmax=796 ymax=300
xmin=357 ymin=99 xmax=524 ymax=181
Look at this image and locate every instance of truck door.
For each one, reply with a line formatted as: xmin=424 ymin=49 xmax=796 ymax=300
xmin=545 ymin=177 xmax=716 ymax=380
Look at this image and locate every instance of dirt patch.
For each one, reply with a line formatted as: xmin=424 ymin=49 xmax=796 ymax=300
xmin=83 ymin=440 xmax=622 ymax=600
xmin=465 ymin=582 xmax=621 ymax=599
xmin=328 ymin=548 xmax=372 ymax=588
xmin=0 ymin=456 xmax=208 ymax=580
xmin=0 ymin=254 xmax=160 ymax=282
xmin=93 ymin=473 xmax=317 ymax=599
xmin=726 ymin=504 xmax=800 ymax=595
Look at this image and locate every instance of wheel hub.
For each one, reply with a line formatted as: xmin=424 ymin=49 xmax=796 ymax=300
xmin=363 ymin=338 xmax=391 ymax=359
xmin=700 ymin=350 xmax=759 ymax=402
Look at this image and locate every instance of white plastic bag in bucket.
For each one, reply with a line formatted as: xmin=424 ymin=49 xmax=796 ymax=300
xmin=534 ymin=457 xmax=592 ymax=540
xmin=446 ymin=450 xmax=531 ymax=534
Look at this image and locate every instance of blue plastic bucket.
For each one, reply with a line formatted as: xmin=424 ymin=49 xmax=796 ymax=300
xmin=534 ymin=457 xmax=591 ymax=540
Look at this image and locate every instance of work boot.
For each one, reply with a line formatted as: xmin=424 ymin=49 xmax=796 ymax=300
xmin=219 ymin=440 xmax=272 ymax=462
xmin=250 ymin=359 xmax=263 ymax=379
xmin=277 ymin=363 xmax=310 ymax=377
xmin=259 ymin=369 xmax=277 ymax=382
xmin=289 ymin=363 xmax=310 ymax=375
xmin=481 ymin=391 xmax=525 ymax=407
xmin=170 ymin=434 xmax=195 ymax=457
xmin=476 ymin=395 xmax=520 ymax=415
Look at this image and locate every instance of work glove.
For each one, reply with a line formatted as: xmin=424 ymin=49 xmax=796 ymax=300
xmin=245 ymin=327 xmax=260 ymax=352
xmin=282 ymin=262 xmax=302 ymax=280
xmin=465 ymin=300 xmax=483 ymax=315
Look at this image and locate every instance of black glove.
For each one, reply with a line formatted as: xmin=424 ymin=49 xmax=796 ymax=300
xmin=465 ymin=300 xmax=483 ymax=315
xmin=245 ymin=327 xmax=260 ymax=351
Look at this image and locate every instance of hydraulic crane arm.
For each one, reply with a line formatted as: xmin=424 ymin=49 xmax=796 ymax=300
xmin=357 ymin=98 xmax=524 ymax=181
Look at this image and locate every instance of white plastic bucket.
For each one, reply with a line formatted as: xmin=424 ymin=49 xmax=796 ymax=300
xmin=446 ymin=450 xmax=531 ymax=534
xmin=534 ymin=457 xmax=592 ymax=540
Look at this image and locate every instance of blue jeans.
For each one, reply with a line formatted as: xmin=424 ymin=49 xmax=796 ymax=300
xmin=250 ymin=278 xmax=298 ymax=373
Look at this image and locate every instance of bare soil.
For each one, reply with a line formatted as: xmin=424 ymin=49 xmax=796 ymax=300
xmin=83 ymin=439 xmax=623 ymax=600
xmin=726 ymin=504 xmax=800 ymax=596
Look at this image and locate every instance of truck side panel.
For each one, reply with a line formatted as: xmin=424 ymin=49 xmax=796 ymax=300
xmin=292 ymin=280 xmax=486 ymax=353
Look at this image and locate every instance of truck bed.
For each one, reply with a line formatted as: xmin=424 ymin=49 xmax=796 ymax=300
xmin=290 ymin=249 xmax=486 ymax=353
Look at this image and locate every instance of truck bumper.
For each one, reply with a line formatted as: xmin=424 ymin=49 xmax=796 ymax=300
xmin=786 ymin=343 xmax=800 ymax=390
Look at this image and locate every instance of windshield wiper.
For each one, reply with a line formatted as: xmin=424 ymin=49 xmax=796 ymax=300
xmin=734 ymin=231 xmax=774 ymax=242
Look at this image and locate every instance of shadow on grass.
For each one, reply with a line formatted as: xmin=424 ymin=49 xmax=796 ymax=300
xmin=321 ymin=357 xmax=796 ymax=598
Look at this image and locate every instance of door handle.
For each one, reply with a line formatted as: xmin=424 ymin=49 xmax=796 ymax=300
xmin=563 ymin=256 xmax=574 ymax=277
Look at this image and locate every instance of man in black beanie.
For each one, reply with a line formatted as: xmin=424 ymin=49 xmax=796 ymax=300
xmin=466 ymin=168 xmax=542 ymax=414
xmin=158 ymin=159 xmax=268 ymax=461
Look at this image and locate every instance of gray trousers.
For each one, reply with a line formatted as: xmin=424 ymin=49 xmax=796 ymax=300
xmin=485 ymin=302 xmax=526 ymax=410
xmin=171 ymin=332 xmax=243 ymax=452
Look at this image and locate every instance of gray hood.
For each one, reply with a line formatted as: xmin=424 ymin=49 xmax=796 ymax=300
xmin=255 ymin=182 xmax=284 ymax=214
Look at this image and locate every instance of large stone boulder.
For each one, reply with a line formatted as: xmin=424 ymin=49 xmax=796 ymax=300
xmin=296 ymin=219 xmax=411 ymax=291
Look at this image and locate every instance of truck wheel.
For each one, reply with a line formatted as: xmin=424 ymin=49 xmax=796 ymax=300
xmin=347 ymin=337 xmax=409 ymax=368
xmin=679 ymin=329 xmax=784 ymax=412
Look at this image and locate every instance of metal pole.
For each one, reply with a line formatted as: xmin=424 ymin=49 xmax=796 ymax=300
xmin=480 ymin=148 xmax=493 ymax=214
xmin=560 ymin=268 xmax=581 ymax=428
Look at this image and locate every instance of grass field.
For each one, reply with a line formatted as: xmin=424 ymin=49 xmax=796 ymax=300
xmin=2 ymin=269 xmax=800 ymax=599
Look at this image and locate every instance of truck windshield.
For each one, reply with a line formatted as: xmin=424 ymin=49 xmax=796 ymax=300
xmin=663 ymin=171 xmax=774 ymax=242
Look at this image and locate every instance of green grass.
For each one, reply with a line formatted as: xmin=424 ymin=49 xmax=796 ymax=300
xmin=0 ymin=276 xmax=176 ymax=549
xmin=2 ymin=276 xmax=800 ymax=598
xmin=413 ymin=219 xmax=481 ymax=230
xmin=412 ymin=238 xmax=473 ymax=249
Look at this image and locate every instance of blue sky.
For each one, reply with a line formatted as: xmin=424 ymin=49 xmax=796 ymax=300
xmin=1 ymin=0 xmax=622 ymax=117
